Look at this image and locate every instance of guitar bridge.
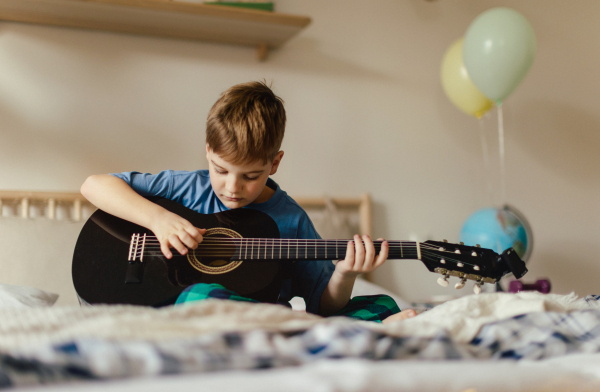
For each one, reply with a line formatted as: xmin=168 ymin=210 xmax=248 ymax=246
xmin=125 ymin=261 xmax=144 ymax=284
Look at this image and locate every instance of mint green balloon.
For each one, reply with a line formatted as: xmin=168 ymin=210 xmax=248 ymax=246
xmin=463 ymin=8 xmax=536 ymax=103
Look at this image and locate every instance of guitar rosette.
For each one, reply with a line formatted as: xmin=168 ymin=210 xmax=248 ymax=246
xmin=187 ymin=228 xmax=243 ymax=275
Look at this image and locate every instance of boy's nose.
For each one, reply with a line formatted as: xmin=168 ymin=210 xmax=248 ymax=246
xmin=226 ymin=177 xmax=241 ymax=193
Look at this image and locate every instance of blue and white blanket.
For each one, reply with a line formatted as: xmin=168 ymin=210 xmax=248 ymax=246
xmin=1 ymin=293 xmax=599 ymax=388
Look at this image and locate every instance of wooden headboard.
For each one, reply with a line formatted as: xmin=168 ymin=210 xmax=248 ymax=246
xmin=0 ymin=191 xmax=92 ymax=221
xmin=0 ymin=191 xmax=372 ymax=237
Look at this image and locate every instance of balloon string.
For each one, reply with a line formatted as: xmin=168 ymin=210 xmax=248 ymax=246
xmin=497 ymin=103 xmax=506 ymax=205
xmin=479 ymin=116 xmax=493 ymax=205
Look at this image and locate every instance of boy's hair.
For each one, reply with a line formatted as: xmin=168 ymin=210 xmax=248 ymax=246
xmin=206 ymin=80 xmax=286 ymax=164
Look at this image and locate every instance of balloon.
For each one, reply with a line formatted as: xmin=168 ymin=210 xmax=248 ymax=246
xmin=463 ymin=7 xmax=536 ymax=103
xmin=440 ymin=38 xmax=494 ymax=118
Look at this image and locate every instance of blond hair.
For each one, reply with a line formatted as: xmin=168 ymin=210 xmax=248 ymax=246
xmin=206 ymin=81 xmax=286 ymax=164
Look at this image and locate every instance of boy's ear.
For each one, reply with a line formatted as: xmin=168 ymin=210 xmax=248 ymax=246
xmin=269 ymin=151 xmax=284 ymax=175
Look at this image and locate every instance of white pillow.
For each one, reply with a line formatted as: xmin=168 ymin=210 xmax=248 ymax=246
xmin=0 ymin=282 xmax=58 ymax=308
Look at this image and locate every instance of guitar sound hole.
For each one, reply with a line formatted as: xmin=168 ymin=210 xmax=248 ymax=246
xmin=196 ymin=234 xmax=236 ymax=267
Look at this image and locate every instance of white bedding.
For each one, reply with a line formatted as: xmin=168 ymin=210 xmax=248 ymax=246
xmin=13 ymin=355 xmax=600 ymax=392
xmin=2 ymin=292 xmax=600 ymax=390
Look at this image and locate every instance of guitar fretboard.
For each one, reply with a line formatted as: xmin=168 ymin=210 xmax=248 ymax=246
xmin=129 ymin=235 xmax=421 ymax=261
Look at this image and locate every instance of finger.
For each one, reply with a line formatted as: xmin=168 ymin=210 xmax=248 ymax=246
xmin=168 ymin=234 xmax=188 ymax=256
xmin=185 ymin=227 xmax=207 ymax=244
xmin=374 ymin=240 xmax=389 ymax=268
xmin=362 ymin=235 xmax=375 ymax=269
xmin=160 ymin=241 xmax=173 ymax=259
xmin=353 ymin=234 xmax=365 ymax=271
xmin=178 ymin=231 xmax=199 ymax=250
xmin=343 ymin=240 xmax=355 ymax=267
xmin=178 ymin=225 xmax=202 ymax=249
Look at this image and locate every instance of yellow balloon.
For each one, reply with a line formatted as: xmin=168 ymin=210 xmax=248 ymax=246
xmin=440 ymin=38 xmax=493 ymax=118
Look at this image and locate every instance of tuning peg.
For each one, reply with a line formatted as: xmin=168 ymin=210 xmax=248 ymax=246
xmin=455 ymin=277 xmax=467 ymax=289
xmin=443 ymin=239 xmax=448 ymax=243
xmin=437 ymin=276 xmax=449 ymax=287
xmin=473 ymin=282 xmax=482 ymax=294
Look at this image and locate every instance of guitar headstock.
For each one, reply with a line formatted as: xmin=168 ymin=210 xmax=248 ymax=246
xmin=420 ymin=240 xmax=528 ymax=294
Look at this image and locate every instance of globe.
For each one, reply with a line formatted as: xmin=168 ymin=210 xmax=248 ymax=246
xmin=459 ymin=205 xmax=533 ymax=262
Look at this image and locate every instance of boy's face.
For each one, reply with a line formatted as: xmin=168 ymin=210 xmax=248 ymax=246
xmin=206 ymin=145 xmax=284 ymax=209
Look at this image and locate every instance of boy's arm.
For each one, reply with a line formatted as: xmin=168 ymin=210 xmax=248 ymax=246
xmin=319 ymin=235 xmax=389 ymax=316
xmin=81 ymin=174 xmax=205 ymax=259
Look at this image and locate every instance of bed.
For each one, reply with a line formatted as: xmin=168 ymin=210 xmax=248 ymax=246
xmin=1 ymin=191 xmax=600 ymax=391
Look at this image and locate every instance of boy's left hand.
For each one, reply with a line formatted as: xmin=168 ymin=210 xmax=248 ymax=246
xmin=335 ymin=235 xmax=389 ymax=277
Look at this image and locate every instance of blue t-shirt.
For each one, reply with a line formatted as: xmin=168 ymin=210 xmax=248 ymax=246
xmin=111 ymin=170 xmax=335 ymax=314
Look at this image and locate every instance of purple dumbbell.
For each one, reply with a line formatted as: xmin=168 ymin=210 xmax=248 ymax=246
xmin=509 ymin=279 xmax=551 ymax=294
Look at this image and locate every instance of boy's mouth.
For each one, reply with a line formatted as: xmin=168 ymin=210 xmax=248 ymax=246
xmin=225 ymin=196 xmax=242 ymax=202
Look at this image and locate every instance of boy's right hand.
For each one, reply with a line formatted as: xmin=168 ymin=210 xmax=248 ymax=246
xmin=150 ymin=209 xmax=206 ymax=259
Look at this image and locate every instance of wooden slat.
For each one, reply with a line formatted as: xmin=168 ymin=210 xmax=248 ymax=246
xmin=0 ymin=0 xmax=311 ymax=49
xmin=0 ymin=190 xmax=87 ymax=202
xmin=295 ymin=194 xmax=372 ymax=238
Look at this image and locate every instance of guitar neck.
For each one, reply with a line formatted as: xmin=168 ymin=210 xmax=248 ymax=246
xmin=196 ymin=238 xmax=422 ymax=261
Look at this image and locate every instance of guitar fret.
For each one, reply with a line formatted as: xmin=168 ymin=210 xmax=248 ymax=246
xmin=272 ymin=239 xmax=274 ymax=259
xmin=287 ymin=239 xmax=290 ymax=259
xmin=251 ymin=238 xmax=254 ymax=260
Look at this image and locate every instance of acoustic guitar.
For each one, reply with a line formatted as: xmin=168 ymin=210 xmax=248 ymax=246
xmin=72 ymin=198 xmax=527 ymax=306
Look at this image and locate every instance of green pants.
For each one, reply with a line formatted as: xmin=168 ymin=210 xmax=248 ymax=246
xmin=176 ymin=283 xmax=400 ymax=323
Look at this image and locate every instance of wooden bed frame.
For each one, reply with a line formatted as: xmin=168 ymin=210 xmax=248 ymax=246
xmin=0 ymin=191 xmax=372 ymax=237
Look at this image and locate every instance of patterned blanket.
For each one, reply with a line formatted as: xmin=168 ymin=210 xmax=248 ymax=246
xmin=1 ymin=294 xmax=599 ymax=388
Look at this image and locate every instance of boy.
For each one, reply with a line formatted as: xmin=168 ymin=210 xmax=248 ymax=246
xmin=81 ymin=81 xmax=414 ymax=322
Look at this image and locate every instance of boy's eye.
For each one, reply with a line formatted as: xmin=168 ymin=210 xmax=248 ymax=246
xmin=215 ymin=168 xmax=226 ymax=174
xmin=244 ymin=176 xmax=259 ymax=181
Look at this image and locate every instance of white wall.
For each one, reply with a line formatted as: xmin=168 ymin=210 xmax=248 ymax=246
xmin=1 ymin=0 xmax=599 ymax=302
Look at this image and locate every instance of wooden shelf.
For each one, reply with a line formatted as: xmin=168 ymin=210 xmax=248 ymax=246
xmin=0 ymin=0 xmax=311 ymax=60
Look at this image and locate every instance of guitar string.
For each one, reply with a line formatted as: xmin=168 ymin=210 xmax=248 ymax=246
xmin=135 ymin=246 xmax=473 ymax=265
xmin=133 ymin=237 xmax=445 ymax=251
xmin=137 ymin=244 xmax=448 ymax=254
xmin=134 ymin=249 xmax=478 ymax=269
xmin=137 ymin=243 xmax=437 ymax=251
xmin=136 ymin=242 xmax=460 ymax=254
xmin=130 ymin=237 xmax=481 ymax=265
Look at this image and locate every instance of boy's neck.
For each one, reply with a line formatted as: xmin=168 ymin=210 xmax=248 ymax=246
xmin=252 ymin=181 xmax=276 ymax=204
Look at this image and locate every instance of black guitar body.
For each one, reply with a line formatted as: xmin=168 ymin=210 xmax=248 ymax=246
xmin=72 ymin=199 xmax=285 ymax=307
